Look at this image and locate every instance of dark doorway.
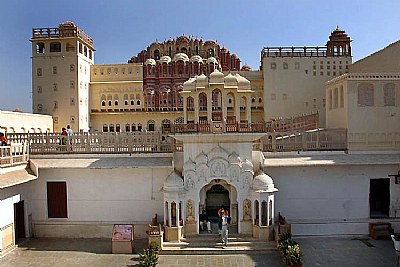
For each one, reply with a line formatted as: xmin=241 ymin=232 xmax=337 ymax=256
xmin=206 ymin=184 xmax=229 ymax=222
xmin=14 ymin=200 xmax=25 ymax=241
xmin=370 ymin=178 xmax=390 ymax=218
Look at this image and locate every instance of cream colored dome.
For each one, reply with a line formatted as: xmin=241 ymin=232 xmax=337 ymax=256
xmin=224 ymin=73 xmax=238 ymax=86
xmin=252 ymin=171 xmax=278 ymax=192
xmin=207 ymin=57 xmax=218 ymax=64
xmin=159 ymin=56 xmax=171 ymax=64
xmin=164 ymin=171 xmax=184 ymax=192
xmin=183 ymin=77 xmax=196 ymax=91
xmin=173 ymin=53 xmax=189 ymax=62
xmin=235 ymin=73 xmax=251 ymax=89
xmin=190 ymin=55 xmax=203 ymax=63
xmin=145 ymin=58 xmax=156 ymax=66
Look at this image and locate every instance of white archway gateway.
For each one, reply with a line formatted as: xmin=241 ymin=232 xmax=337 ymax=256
xmin=163 ymin=132 xmax=278 ymax=240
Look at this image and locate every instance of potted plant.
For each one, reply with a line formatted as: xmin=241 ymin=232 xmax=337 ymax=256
xmin=139 ymin=242 xmax=159 ymax=267
xmin=284 ymin=243 xmax=302 ymax=267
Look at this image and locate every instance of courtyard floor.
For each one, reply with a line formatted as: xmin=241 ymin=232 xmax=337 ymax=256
xmin=0 ymin=236 xmax=396 ymax=267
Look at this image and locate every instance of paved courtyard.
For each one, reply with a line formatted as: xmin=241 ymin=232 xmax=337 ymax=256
xmin=0 ymin=236 xmax=396 ymax=267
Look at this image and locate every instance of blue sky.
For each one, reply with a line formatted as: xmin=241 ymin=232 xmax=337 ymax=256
xmin=1 ymin=0 xmax=400 ymax=112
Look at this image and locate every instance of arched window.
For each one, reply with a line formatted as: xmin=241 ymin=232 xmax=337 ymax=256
xmin=147 ymin=120 xmax=155 ymax=131
xmin=357 ymin=83 xmax=374 ymax=106
xmin=138 ymin=123 xmax=143 ymax=131
xmin=103 ymin=124 xmax=108 ymax=132
xmin=116 ymin=124 xmax=120 ymax=132
xmin=161 ymin=119 xmax=171 ymax=132
xmin=50 ymin=42 xmax=61 ymax=52
xmin=208 ymin=48 xmax=214 ymax=57
xmin=384 ymin=83 xmax=395 ymax=106
xmin=36 ymin=43 xmax=45 ymax=53
xmin=131 ymin=123 xmax=136 ymax=132
xmin=109 ymin=124 xmax=115 ymax=132
xmin=125 ymin=123 xmax=130 ymax=132
xmin=154 ymin=50 xmax=160 ymax=60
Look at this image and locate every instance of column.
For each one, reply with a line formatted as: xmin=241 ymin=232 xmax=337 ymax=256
xmin=246 ymin=97 xmax=251 ymax=123
xmin=235 ymin=95 xmax=240 ymax=123
xmin=207 ymin=92 xmax=212 ymax=122
xmin=194 ymin=94 xmax=199 ymax=124
xmin=168 ymin=202 xmax=172 ymax=227
xmin=164 ymin=201 xmax=167 ymax=226
xmin=176 ymin=200 xmax=180 ymax=227
xmin=237 ymin=199 xmax=243 ymax=234
xmin=258 ymin=199 xmax=262 ymax=226
xmin=183 ymin=96 xmax=187 ymax=124
xmin=222 ymin=92 xmax=227 ymax=121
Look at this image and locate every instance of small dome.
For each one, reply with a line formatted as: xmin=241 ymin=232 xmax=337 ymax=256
xmin=145 ymin=58 xmax=156 ymax=66
xmin=59 ymin=21 xmax=76 ymax=28
xmin=224 ymin=73 xmax=238 ymax=86
xmin=252 ymin=171 xmax=277 ymax=192
xmin=159 ymin=56 xmax=171 ymax=64
xmin=173 ymin=53 xmax=189 ymax=62
xmin=235 ymin=73 xmax=251 ymax=89
xmin=164 ymin=171 xmax=184 ymax=192
xmin=196 ymin=74 xmax=208 ymax=87
xmin=177 ymin=35 xmax=190 ymax=43
xmin=183 ymin=77 xmax=196 ymax=91
xmin=190 ymin=55 xmax=203 ymax=63
xmin=207 ymin=57 xmax=218 ymax=64
xmin=204 ymin=40 xmax=216 ymax=46
xmin=241 ymin=65 xmax=252 ymax=71
xmin=209 ymin=69 xmax=224 ymax=84
xmin=151 ymin=41 xmax=161 ymax=46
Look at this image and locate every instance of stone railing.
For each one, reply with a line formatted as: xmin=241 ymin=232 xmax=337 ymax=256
xmin=6 ymin=128 xmax=348 ymax=155
xmin=0 ymin=142 xmax=29 ymax=168
xmin=255 ymin=128 xmax=347 ymax=152
xmin=22 ymin=132 xmax=174 ymax=155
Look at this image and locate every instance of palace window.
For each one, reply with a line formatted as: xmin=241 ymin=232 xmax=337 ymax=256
xmin=66 ymin=43 xmax=75 ymax=52
xmin=53 ymin=83 xmax=58 ymax=91
xmin=37 ymin=68 xmax=42 ymax=76
xmin=109 ymin=124 xmax=115 ymax=132
xmin=116 ymin=124 xmax=121 ymax=132
xmin=49 ymin=42 xmax=61 ymax=52
xmin=103 ymin=124 xmax=108 ymax=132
xmin=37 ymin=86 xmax=42 ymax=93
xmin=36 ymin=43 xmax=45 ymax=53
xmin=358 ymin=83 xmax=374 ymax=106
xmin=70 ymin=81 xmax=75 ymax=88
xmin=384 ymin=83 xmax=396 ymax=106
xmin=270 ymin=63 xmax=276 ymax=69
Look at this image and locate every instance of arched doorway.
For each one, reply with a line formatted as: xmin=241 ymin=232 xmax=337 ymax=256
xmin=206 ymin=184 xmax=230 ymax=222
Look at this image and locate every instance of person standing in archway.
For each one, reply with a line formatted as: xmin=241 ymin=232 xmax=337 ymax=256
xmin=220 ymin=210 xmax=229 ymax=246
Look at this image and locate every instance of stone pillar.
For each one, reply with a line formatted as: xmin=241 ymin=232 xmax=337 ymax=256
xmin=258 ymin=200 xmax=262 ymax=226
xmin=183 ymin=97 xmax=187 ymax=124
xmin=168 ymin=202 xmax=172 ymax=227
xmin=177 ymin=201 xmax=180 ymax=227
xmin=246 ymin=97 xmax=251 ymax=123
xmin=235 ymin=97 xmax=240 ymax=123
xmin=194 ymin=95 xmax=199 ymax=124
xmin=207 ymin=92 xmax=212 ymax=122
xmin=164 ymin=201 xmax=167 ymax=226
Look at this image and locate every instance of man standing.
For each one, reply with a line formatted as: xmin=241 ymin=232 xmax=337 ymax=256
xmin=199 ymin=210 xmax=211 ymax=232
xmin=220 ymin=210 xmax=229 ymax=246
xmin=66 ymin=125 xmax=74 ymax=136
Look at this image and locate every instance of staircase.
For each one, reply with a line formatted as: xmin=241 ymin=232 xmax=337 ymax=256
xmin=161 ymin=234 xmax=277 ymax=255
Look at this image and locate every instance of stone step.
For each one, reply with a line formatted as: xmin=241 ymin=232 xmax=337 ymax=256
xmin=161 ymin=237 xmax=277 ymax=255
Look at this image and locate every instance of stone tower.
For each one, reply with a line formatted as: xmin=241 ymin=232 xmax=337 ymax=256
xmin=31 ymin=21 xmax=94 ymax=132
